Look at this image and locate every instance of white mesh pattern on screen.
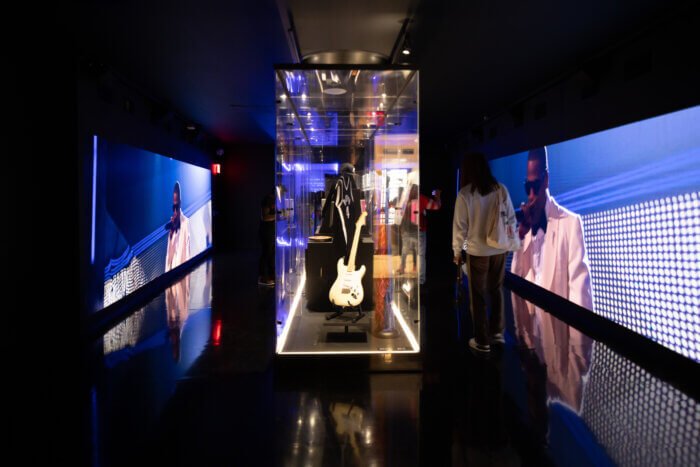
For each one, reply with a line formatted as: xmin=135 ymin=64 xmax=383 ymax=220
xmin=103 ymin=236 xmax=168 ymax=307
xmin=582 ymin=342 xmax=700 ymax=466
xmin=582 ymin=192 xmax=700 ymax=361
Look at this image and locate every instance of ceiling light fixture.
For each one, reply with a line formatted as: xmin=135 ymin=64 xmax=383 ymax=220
xmin=401 ymin=34 xmax=412 ymax=56
xmin=322 ymin=81 xmax=346 ymax=95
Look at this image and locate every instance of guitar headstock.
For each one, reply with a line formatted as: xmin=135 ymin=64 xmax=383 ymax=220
xmin=356 ymin=211 xmax=368 ymax=228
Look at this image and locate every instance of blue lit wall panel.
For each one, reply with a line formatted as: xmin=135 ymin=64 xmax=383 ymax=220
xmin=490 ymin=105 xmax=700 ymax=361
xmin=91 ymin=137 xmax=213 ymax=313
xmin=492 ymin=106 xmax=700 ymax=215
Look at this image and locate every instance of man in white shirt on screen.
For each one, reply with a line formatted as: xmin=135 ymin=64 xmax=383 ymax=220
xmin=511 ymin=147 xmax=593 ymax=310
xmin=165 ymin=181 xmax=191 ymax=272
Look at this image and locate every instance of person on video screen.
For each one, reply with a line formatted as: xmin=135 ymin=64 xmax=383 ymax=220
xmin=511 ymin=147 xmax=593 ymax=309
xmin=165 ymin=181 xmax=191 ymax=272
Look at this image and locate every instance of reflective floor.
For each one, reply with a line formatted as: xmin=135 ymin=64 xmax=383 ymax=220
xmin=85 ymin=252 xmax=700 ymax=466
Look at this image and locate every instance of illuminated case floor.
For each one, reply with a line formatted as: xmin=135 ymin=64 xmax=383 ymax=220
xmin=280 ymin=309 xmax=415 ymax=354
xmin=277 ymin=274 xmax=420 ymax=355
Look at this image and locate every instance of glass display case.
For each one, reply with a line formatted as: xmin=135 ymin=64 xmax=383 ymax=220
xmin=274 ymin=66 xmax=420 ymax=355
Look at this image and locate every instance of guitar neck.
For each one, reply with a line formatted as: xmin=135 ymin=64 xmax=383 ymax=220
xmin=347 ymin=223 xmax=362 ymax=272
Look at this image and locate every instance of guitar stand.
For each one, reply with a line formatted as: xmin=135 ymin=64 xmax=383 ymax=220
xmin=326 ymin=304 xmax=365 ymax=323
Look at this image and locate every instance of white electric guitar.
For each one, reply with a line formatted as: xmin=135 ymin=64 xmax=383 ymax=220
xmin=329 ymin=211 xmax=368 ymax=307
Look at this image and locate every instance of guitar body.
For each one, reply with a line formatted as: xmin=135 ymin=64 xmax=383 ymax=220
xmin=329 ymin=258 xmax=366 ymax=307
xmin=329 ymin=210 xmax=368 ymax=308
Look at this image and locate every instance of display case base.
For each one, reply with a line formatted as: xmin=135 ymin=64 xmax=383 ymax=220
xmin=376 ymin=329 xmax=400 ymax=339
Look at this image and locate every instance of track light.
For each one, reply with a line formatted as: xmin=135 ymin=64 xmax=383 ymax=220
xmin=401 ymin=34 xmax=411 ymax=56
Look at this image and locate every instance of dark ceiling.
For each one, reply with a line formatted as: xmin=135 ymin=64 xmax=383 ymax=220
xmin=410 ymin=0 xmax=683 ymax=144
xmin=77 ymin=0 xmax=680 ymax=147
xmin=77 ymin=0 xmax=293 ymax=144
xmin=286 ymin=0 xmax=417 ymax=59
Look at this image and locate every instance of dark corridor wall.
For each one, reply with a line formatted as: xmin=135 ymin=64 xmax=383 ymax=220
xmin=215 ymin=143 xmax=275 ymax=253
xmin=454 ymin=7 xmax=700 ymax=160
xmin=420 ymin=142 xmax=456 ymax=284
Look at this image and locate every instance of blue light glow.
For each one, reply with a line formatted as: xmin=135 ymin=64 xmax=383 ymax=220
xmin=456 ymin=168 xmax=460 ymax=194
xmin=276 ymin=237 xmax=307 ymax=248
xmin=91 ymin=135 xmax=97 ymax=265
xmin=276 ymin=236 xmax=292 ymax=247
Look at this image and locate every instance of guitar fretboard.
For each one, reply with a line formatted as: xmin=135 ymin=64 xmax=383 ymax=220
xmin=347 ymin=212 xmax=367 ymax=272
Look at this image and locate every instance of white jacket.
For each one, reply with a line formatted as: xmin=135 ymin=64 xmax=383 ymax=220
xmin=453 ymin=182 xmax=513 ymax=257
xmin=165 ymin=213 xmax=191 ymax=272
xmin=511 ymin=193 xmax=593 ymax=310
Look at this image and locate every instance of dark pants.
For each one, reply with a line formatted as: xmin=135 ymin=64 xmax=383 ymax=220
xmin=259 ymin=221 xmax=275 ymax=281
xmin=465 ymin=253 xmax=507 ymax=345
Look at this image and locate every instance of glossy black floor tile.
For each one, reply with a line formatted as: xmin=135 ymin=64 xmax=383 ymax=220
xmin=84 ymin=252 xmax=700 ymax=466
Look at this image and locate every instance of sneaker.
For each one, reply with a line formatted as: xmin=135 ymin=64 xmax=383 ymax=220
xmin=469 ymin=338 xmax=490 ymax=354
xmin=265 ymin=279 xmax=275 ymax=287
xmin=257 ymin=277 xmax=267 ymax=286
xmin=491 ymin=333 xmax=505 ymax=344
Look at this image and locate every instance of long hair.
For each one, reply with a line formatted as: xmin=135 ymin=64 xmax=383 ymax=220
xmin=459 ymin=152 xmax=498 ymax=195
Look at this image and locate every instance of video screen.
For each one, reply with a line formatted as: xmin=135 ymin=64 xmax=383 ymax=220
xmin=90 ymin=136 xmax=212 ymax=313
xmin=489 ymin=105 xmax=700 ymax=361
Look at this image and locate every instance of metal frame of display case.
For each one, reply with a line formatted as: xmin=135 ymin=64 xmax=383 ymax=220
xmin=273 ymin=64 xmax=422 ymax=360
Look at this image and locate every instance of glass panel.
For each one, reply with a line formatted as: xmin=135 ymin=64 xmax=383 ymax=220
xmin=274 ymin=68 xmax=420 ymax=354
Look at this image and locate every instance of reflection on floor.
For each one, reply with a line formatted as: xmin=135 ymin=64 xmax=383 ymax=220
xmin=85 ymin=252 xmax=700 ymax=466
xmin=275 ymin=374 xmax=421 ymax=467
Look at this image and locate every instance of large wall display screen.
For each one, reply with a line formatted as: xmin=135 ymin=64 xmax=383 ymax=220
xmin=489 ymin=105 xmax=700 ymax=361
xmin=90 ymin=136 xmax=212 ymax=313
